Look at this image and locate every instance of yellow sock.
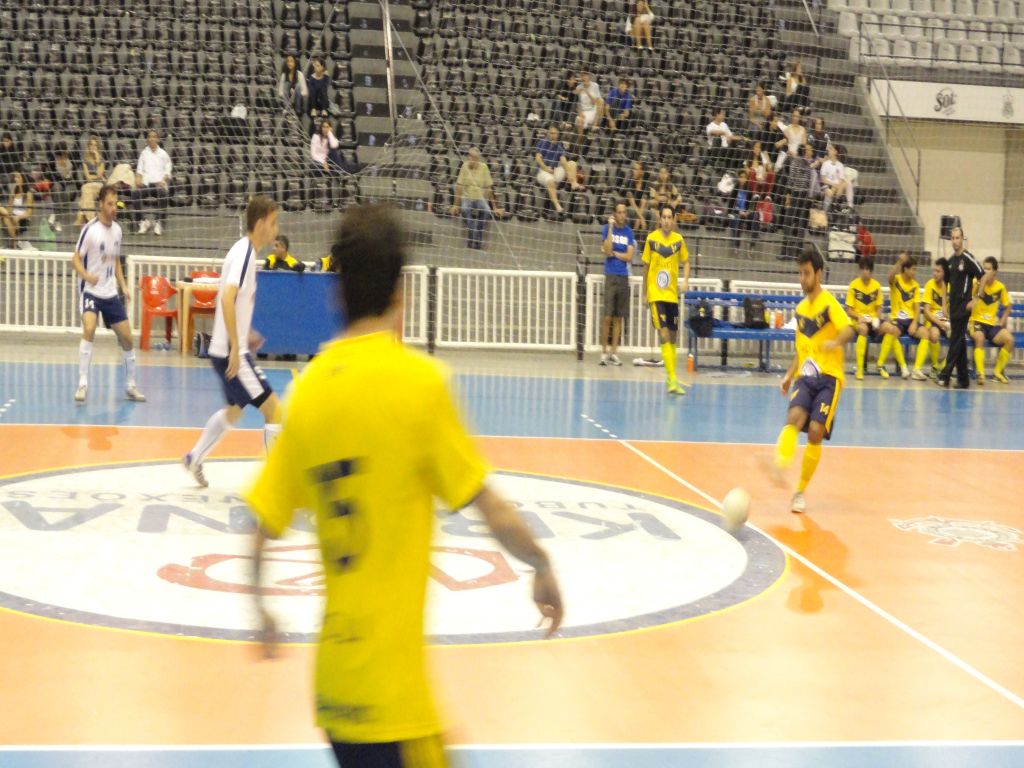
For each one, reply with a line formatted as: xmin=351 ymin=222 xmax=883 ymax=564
xmin=798 ymin=442 xmax=823 ymax=492
xmin=930 ymin=338 xmax=940 ymax=368
xmin=974 ymin=347 xmax=985 ymax=377
xmin=893 ymin=337 xmax=907 ymax=368
xmin=995 ymin=348 xmax=1010 ymax=376
xmin=661 ymin=341 xmax=676 ymax=382
xmin=775 ymin=424 xmax=799 ymax=469
xmin=914 ymin=338 xmax=930 ymax=371
xmin=856 ymin=335 xmax=867 ymax=371
xmin=878 ymin=335 xmax=892 ymax=366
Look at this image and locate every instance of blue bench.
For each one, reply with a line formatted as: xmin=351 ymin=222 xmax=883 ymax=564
xmin=684 ymin=293 xmax=1023 ymax=374
xmin=683 ymin=292 xmax=798 ymax=372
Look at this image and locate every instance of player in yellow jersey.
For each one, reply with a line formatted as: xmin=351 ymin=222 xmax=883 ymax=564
xmin=244 ymin=205 xmax=563 ymax=768
xmin=774 ymin=245 xmax=854 ymax=514
xmin=968 ymin=256 xmax=1014 ymax=384
xmin=911 ymin=258 xmax=950 ymax=380
xmin=642 ymin=205 xmax=690 ymax=394
xmin=844 ymin=254 xmax=896 ymax=380
xmin=878 ymin=252 xmax=927 ymax=380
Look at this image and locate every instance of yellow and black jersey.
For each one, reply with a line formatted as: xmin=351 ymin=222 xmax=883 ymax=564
xmin=642 ymin=229 xmax=688 ymax=304
xmin=795 ymin=289 xmax=853 ymax=383
xmin=889 ymin=273 xmax=920 ymax=321
xmin=969 ymin=279 xmax=1010 ymax=326
xmin=845 ymin=277 xmax=882 ymax=321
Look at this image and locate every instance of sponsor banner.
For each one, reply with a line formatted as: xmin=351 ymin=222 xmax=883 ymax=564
xmin=870 ymin=80 xmax=1024 ymax=124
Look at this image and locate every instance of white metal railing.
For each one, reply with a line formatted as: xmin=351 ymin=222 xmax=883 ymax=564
xmin=435 ymin=268 xmax=576 ymax=349
xmin=584 ymin=276 xmax=723 ymax=354
xmin=401 ymin=266 xmax=429 ymax=345
xmin=2 ymin=249 xmax=1021 ymax=363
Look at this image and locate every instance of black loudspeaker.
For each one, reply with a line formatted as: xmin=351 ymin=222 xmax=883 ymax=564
xmin=940 ymin=215 xmax=961 ymax=240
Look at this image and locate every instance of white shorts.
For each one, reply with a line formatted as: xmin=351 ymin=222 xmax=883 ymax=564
xmin=578 ymin=108 xmax=598 ymax=128
xmin=637 ymin=12 xmax=655 ymax=23
xmin=537 ymin=166 xmax=567 ymax=186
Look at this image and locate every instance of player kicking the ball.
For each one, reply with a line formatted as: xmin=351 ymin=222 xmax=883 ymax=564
xmin=70 ymin=184 xmax=145 ymax=403
xmin=774 ymin=245 xmax=854 ymax=513
xmin=183 ymin=196 xmax=282 ymax=487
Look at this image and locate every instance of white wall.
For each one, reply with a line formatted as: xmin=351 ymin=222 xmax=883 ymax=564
xmin=884 ymin=121 xmax=1023 ymax=266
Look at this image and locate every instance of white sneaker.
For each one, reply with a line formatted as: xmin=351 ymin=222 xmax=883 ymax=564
xmin=791 ymin=492 xmax=806 ymax=514
xmin=599 ymin=354 xmax=608 ymax=366
xmin=154 ymin=221 xmax=163 ymax=236
xmin=139 ymin=219 xmax=151 ymax=234
xmin=125 ymin=384 xmax=146 ymax=402
xmin=18 ymin=240 xmax=34 ymax=250
xmin=911 ymin=369 xmax=927 ymax=381
xmin=183 ymin=452 xmax=208 ymax=488
xmin=901 ymin=366 xmax=911 ymax=380
xmin=608 ymin=353 xmax=622 ymax=366
xmin=74 ymin=384 xmax=87 ymax=403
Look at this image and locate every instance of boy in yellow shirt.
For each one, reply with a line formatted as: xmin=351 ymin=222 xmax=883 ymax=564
xmin=642 ymin=205 xmax=690 ymax=394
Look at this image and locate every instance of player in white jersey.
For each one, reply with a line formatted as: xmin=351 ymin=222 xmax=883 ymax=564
xmin=183 ymin=196 xmax=282 ymax=487
xmin=69 ymin=184 xmax=145 ymax=403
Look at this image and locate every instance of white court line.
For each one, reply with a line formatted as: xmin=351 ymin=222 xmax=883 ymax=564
xmin=2 ymin=740 xmax=1022 ymax=752
xmin=618 ymin=439 xmax=1024 ymax=712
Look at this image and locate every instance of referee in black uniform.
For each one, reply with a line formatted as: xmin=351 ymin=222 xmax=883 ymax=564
xmin=937 ymin=226 xmax=991 ymax=388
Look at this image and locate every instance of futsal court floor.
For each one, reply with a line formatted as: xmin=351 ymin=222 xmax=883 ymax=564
xmin=0 ymin=338 xmax=1022 ymax=768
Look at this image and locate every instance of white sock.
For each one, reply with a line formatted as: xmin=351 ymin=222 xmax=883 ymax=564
xmin=191 ymin=409 xmax=233 ymax=464
xmin=78 ymin=340 xmax=93 ymax=385
xmin=123 ymin=349 xmax=137 ymax=387
xmin=264 ymin=422 xmax=282 ymax=453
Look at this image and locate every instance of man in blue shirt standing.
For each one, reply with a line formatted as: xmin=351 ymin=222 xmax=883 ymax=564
xmin=605 ymin=79 xmax=635 ymax=132
xmin=600 ymin=202 xmax=636 ymax=365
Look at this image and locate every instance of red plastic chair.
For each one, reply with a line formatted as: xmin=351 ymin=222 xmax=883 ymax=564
xmin=139 ymin=275 xmax=177 ymax=351
xmin=186 ymin=270 xmax=220 ymax=343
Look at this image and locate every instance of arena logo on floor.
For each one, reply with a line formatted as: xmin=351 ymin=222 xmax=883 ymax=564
xmin=0 ymin=462 xmax=785 ymax=644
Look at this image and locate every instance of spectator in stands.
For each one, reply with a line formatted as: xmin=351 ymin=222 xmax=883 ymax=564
xmin=622 ymin=159 xmax=648 ymax=231
xmin=77 ymin=136 xmax=106 ymax=226
xmin=450 ymin=147 xmax=504 ymax=250
xmin=310 ymin=119 xmax=345 ymax=176
xmin=46 ymin=142 xmax=75 ymax=234
xmin=552 ymin=70 xmax=578 ymax=129
xmin=534 ymin=125 xmax=581 ymax=217
xmin=779 ymin=148 xmax=814 ymax=260
xmin=263 ymin=234 xmax=305 ymax=271
xmin=818 ymin=144 xmax=850 ymax=211
xmin=706 ymin=107 xmax=737 ymax=169
xmin=278 ymin=54 xmax=308 ymax=115
xmin=746 ymin=141 xmax=775 ymax=196
xmin=808 ymin=116 xmax=830 ymax=159
xmin=0 ymin=133 xmax=21 ymax=180
xmin=133 ymin=130 xmax=172 ymax=236
xmin=648 ymin=166 xmax=684 ymax=213
xmin=0 ymin=171 xmax=34 ymax=250
xmin=604 ymin=79 xmax=634 ymax=132
xmin=307 ymin=57 xmax=330 ymax=119
xmin=803 ymin=143 xmax=822 ymax=201
xmin=631 ymin=0 xmax=655 ymax=50
xmin=573 ymin=71 xmax=604 ymax=150
xmin=774 ymin=109 xmax=806 ymax=170
xmin=747 ymin=84 xmax=772 ymax=134
xmin=729 ymin=169 xmax=760 ymax=245
xmin=780 ymin=61 xmax=809 ymax=113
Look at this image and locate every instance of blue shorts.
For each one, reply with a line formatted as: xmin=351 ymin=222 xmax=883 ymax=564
xmin=972 ymin=322 xmax=1001 ymax=344
xmin=81 ymin=292 xmax=128 ymax=328
xmin=210 ymin=353 xmax=274 ymax=409
xmin=894 ymin=318 xmax=914 ymax=336
xmin=788 ymin=373 xmax=841 ymax=441
xmin=650 ymin=301 xmax=679 ymax=332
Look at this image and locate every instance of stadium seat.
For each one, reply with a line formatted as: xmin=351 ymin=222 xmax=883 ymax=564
xmin=892 ymin=37 xmax=917 ymax=64
xmin=838 ymin=11 xmax=859 ymax=37
xmin=946 ymin=20 xmax=968 ymax=42
xmin=989 ymin=21 xmax=1008 ymax=44
xmin=997 ymin=0 xmax=1017 ymax=18
xmin=933 ymin=0 xmax=954 ymax=12
xmin=880 ymin=15 xmax=903 ymax=38
xmin=1004 ymin=44 xmax=1023 ymax=71
xmin=861 ymin=13 xmax=880 ymax=37
xmin=960 ymin=43 xmax=982 ymax=69
xmin=976 ymin=0 xmax=997 ymax=16
xmin=936 ymin=40 xmax=959 ymax=67
xmin=955 ymin=0 xmax=974 ymax=14
xmin=980 ymin=43 xmax=1003 ymax=69
xmin=903 ymin=16 xmax=924 ymax=40
xmin=915 ymin=39 xmax=935 ymax=64
xmin=967 ymin=21 xmax=988 ymax=42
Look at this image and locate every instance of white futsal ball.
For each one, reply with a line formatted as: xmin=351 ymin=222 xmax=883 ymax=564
xmin=721 ymin=488 xmax=750 ymax=533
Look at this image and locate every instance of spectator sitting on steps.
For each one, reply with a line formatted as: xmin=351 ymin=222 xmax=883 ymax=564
xmin=534 ymin=125 xmax=582 ymax=217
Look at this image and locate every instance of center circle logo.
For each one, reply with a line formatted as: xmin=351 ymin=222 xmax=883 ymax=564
xmin=656 ymin=269 xmax=671 ymax=289
xmin=0 ymin=462 xmax=784 ymax=644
